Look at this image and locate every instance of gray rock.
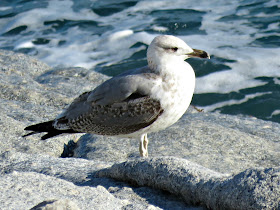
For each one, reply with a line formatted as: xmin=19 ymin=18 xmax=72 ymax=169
xmin=0 ymin=151 xmax=198 ymax=210
xmin=96 ymin=157 xmax=280 ymax=210
xmin=0 ymin=171 xmax=125 ymax=210
xmin=0 ymin=50 xmax=108 ymax=157
xmin=1 ymin=151 xmax=279 ymax=210
xmin=0 ymin=49 xmax=279 ymax=210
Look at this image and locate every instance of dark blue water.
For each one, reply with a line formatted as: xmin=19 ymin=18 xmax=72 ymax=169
xmin=0 ymin=0 xmax=279 ymax=123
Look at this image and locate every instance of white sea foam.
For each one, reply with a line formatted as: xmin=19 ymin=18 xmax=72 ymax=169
xmin=15 ymin=41 xmax=34 ymax=49
xmin=0 ymin=7 xmax=11 ymax=11
xmin=269 ymin=110 xmax=280 ymax=118
xmin=195 ymin=47 xmax=280 ymax=94
xmin=197 ymin=92 xmax=272 ymax=112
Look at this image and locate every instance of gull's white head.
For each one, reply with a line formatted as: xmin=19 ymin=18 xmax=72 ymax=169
xmin=147 ymin=35 xmax=209 ymax=70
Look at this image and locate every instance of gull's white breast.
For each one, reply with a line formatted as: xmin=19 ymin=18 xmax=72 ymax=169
xmin=123 ymin=61 xmax=195 ymax=137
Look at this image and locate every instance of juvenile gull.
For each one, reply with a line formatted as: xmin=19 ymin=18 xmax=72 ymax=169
xmin=24 ymin=35 xmax=209 ymax=157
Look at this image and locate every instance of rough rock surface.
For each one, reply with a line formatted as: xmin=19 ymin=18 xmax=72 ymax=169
xmin=1 ymin=171 xmax=124 ymax=210
xmin=0 ymin=49 xmax=107 ymax=157
xmin=97 ymin=157 xmax=280 ymax=210
xmin=0 ymin=50 xmax=279 ymax=209
xmin=0 ymin=152 xmax=195 ymax=210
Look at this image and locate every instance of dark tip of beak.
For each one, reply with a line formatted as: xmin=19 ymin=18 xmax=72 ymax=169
xmin=188 ymin=49 xmax=210 ymax=59
xmin=199 ymin=51 xmax=210 ymax=59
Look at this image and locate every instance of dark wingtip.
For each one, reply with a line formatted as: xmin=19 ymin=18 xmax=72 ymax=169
xmin=23 ymin=120 xmax=78 ymax=140
xmin=41 ymin=133 xmax=56 ymax=140
xmin=24 ymin=126 xmax=32 ymax=131
xmin=22 ymin=131 xmax=38 ymax=138
xmin=23 ymin=120 xmax=57 ymax=139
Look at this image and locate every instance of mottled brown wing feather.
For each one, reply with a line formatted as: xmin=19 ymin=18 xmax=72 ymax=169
xmin=57 ymin=96 xmax=163 ymax=136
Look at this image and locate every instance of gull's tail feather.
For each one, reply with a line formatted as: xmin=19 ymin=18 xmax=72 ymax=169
xmin=23 ymin=120 xmax=77 ymax=140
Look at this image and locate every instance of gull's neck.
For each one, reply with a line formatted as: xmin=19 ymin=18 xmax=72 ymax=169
xmin=147 ymin=54 xmax=186 ymax=76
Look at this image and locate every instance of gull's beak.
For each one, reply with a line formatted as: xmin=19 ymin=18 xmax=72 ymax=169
xmin=187 ymin=49 xmax=210 ymax=59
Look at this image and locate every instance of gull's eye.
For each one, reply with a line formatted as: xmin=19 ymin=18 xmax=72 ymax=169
xmin=171 ymin=47 xmax=178 ymax=52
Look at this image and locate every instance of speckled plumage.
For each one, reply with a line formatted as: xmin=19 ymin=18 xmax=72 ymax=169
xmin=62 ymin=94 xmax=163 ymax=135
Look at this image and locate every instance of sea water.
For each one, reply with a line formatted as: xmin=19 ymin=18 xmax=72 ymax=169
xmin=0 ymin=0 xmax=279 ymax=123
